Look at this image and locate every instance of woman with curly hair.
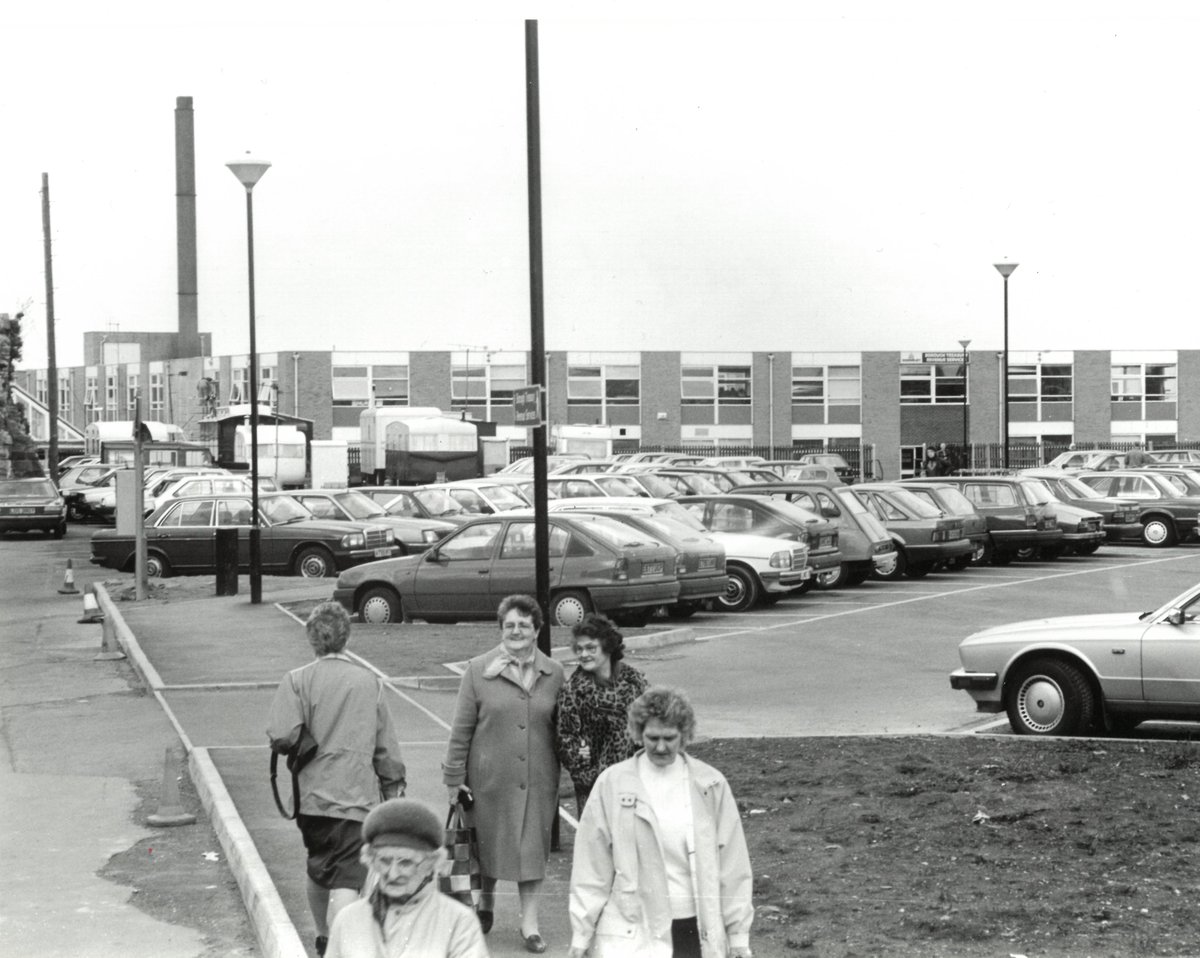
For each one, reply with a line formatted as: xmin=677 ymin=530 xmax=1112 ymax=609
xmin=555 ymin=613 xmax=648 ymax=813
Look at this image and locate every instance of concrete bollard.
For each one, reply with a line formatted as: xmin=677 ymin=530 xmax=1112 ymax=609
xmin=147 ymin=747 xmax=197 ymax=828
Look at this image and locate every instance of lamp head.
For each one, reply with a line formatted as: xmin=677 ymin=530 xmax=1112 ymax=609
xmin=958 ymin=339 xmax=971 ymax=351
xmin=994 ymin=263 xmax=1018 ymax=278
xmin=226 ymin=153 xmax=271 ymax=190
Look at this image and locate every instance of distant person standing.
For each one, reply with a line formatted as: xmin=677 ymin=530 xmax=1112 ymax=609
xmin=267 ymin=601 xmax=407 ymax=958
xmin=1126 ymin=441 xmax=1151 ymax=467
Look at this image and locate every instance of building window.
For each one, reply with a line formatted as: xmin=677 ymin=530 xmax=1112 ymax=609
xmin=566 ymin=360 xmax=640 ymax=422
xmin=792 ymin=365 xmax=861 ymax=406
xmin=900 ymin=363 xmax=964 ymax=404
xmin=59 ymin=380 xmax=72 ymax=417
xmin=84 ymin=375 xmax=100 ymax=423
xmin=452 ymin=358 xmax=527 ymax=418
xmin=35 ymin=373 xmax=47 ymax=405
xmin=149 ymin=372 xmax=165 ymax=419
xmin=229 ymin=366 xmax=249 ymax=404
xmin=682 ymin=365 xmax=750 ymax=405
xmin=331 ymin=365 xmax=367 ymax=405
xmin=106 ymin=371 xmax=120 ymax=420
xmin=371 ymin=365 xmax=408 ymax=406
xmin=1111 ymin=363 xmax=1177 ymax=403
xmin=259 ymin=365 xmax=277 ymax=405
xmin=127 ymin=374 xmax=140 ymax=414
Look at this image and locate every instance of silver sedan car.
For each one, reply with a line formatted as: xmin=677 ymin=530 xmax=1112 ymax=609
xmin=951 ymin=581 xmax=1200 ymax=736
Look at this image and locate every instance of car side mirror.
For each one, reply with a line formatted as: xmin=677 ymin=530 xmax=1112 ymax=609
xmin=1167 ymin=609 xmax=1186 ymax=626
xmin=821 ymin=505 xmax=839 ymax=519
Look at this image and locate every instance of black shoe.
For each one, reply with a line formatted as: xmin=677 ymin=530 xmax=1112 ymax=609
xmin=315 ymin=935 xmax=328 ymax=957
xmin=477 ymin=909 xmax=494 ymax=934
xmin=524 ymin=933 xmax=547 ymax=953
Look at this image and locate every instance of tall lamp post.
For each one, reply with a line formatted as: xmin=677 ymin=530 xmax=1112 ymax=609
xmin=958 ymin=339 xmax=971 ymax=472
xmin=994 ymin=263 xmax=1018 ymax=469
xmin=227 ymin=154 xmax=271 ymax=605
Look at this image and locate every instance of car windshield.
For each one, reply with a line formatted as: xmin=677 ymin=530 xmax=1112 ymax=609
xmin=478 ymin=485 xmax=529 ymax=509
xmin=594 ymin=476 xmax=643 ymax=496
xmin=568 ymin=512 xmax=656 ymax=549
xmin=1057 ymin=476 xmax=1105 ymax=499
xmin=410 ymin=488 xmax=464 ymax=517
xmin=335 ymin=491 xmax=388 ymax=519
xmin=633 ymin=474 xmax=677 ymax=498
xmin=0 ymin=479 xmax=56 ymax=497
xmin=260 ymin=495 xmax=312 ymax=524
xmin=1019 ymin=481 xmax=1055 ymax=506
xmin=763 ymin=498 xmax=823 ymax=525
xmin=883 ymin=488 xmax=942 ymax=518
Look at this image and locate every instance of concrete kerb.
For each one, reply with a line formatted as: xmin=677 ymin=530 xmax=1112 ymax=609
xmin=93 ymin=583 xmax=306 ymax=958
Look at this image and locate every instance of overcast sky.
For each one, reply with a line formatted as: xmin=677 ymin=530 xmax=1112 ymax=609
xmin=4 ymin=1 xmax=1197 ymax=369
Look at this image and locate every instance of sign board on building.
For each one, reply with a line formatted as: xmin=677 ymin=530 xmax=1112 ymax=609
xmin=921 ymin=352 xmax=971 ymax=364
xmin=512 ymin=385 xmax=545 ymax=427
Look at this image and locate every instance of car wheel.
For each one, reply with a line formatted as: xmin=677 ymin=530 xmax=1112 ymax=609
xmin=67 ymin=503 xmax=85 ymax=521
xmin=714 ymin=565 xmax=760 ymax=612
xmin=359 ymin=587 xmax=402 ymax=624
xmin=970 ymin=540 xmax=993 ymax=566
xmin=1015 ymin=546 xmax=1038 ymax=561
xmin=873 ymin=548 xmax=907 ymax=581
xmin=146 ymin=552 xmax=172 ymax=578
xmin=550 ymin=589 xmax=592 ymax=628
xmin=1005 ymin=658 xmax=1096 ymax=736
xmin=295 ymin=546 xmax=335 ymax=578
xmin=1142 ymin=517 xmax=1177 ymax=547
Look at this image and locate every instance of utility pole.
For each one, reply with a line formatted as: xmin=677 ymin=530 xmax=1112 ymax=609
xmin=41 ymin=174 xmax=59 ymax=477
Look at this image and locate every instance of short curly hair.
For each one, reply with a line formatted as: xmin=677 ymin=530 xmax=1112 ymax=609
xmin=627 ymin=685 xmax=696 ymax=747
xmin=571 ymin=612 xmax=626 ymax=664
xmin=306 ymin=601 xmax=351 ymax=655
xmin=497 ymin=593 xmax=543 ymax=631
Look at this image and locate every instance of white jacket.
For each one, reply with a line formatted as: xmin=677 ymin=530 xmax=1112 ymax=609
xmin=569 ymin=752 xmax=754 ymax=958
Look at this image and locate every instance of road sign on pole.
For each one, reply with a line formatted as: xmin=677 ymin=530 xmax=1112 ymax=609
xmin=513 ymin=385 xmax=545 ymax=426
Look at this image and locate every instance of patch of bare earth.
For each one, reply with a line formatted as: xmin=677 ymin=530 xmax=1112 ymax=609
xmin=690 ymin=735 xmax=1200 ymax=957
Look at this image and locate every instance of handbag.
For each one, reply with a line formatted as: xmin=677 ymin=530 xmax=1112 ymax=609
xmin=270 ymin=725 xmax=318 ymax=820
xmin=438 ymin=802 xmax=482 ymax=911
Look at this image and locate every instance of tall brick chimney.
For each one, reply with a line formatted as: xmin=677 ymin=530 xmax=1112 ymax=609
xmin=175 ymin=96 xmax=200 ymax=358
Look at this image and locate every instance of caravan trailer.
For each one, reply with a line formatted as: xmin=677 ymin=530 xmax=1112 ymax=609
xmin=84 ymin=421 xmax=213 ymax=469
xmin=359 ymin=407 xmax=480 ymax=484
xmin=234 ymin=424 xmax=308 ymax=488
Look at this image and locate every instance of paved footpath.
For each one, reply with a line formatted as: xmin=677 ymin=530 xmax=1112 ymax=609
xmin=95 ymin=581 xmax=693 ymax=958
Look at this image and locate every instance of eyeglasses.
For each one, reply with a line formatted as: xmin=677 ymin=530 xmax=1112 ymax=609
xmin=373 ymin=853 xmax=430 ymax=872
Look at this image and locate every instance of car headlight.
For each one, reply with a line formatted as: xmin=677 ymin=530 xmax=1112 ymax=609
xmin=769 ymin=550 xmax=793 ymax=570
xmin=341 ymin=532 xmax=366 ymax=549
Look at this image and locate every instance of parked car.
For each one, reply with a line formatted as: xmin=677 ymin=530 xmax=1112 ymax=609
xmin=903 ymin=475 xmax=1063 ymax=564
xmin=0 ymin=477 xmax=67 ymax=538
xmin=546 ymin=496 xmax=812 ymax=613
xmin=977 ymin=476 xmax=1104 ymax=559
xmin=1149 ymin=449 xmax=1200 ymax=467
xmin=628 ymin=469 xmax=725 ymax=496
xmin=1045 ymin=449 xmax=1133 ymax=472
xmin=55 ymin=454 xmax=100 ymax=476
xmin=546 ymin=475 xmax=649 ymax=499
xmin=546 ymin=501 xmax=725 ymax=617
xmin=895 ymin=482 xmax=990 ymax=567
xmin=413 ymin=480 xmax=531 ymax=516
xmin=63 ymin=466 xmax=125 ymax=521
xmin=332 ymin=512 xmax=681 ymax=627
xmin=549 ymin=460 xmax=625 ymax=475
xmin=499 ymin=454 xmax=590 ymax=475
xmin=357 ymin=485 xmax=472 ymax=526
xmin=734 ymin=481 xmax=896 ymax=587
xmin=57 ymin=461 xmax=112 ymax=496
xmin=846 ymin=483 xmax=972 ymax=578
xmin=1077 ymin=470 xmax=1200 ymax=546
xmin=676 ymin=493 xmax=842 ymax=585
xmin=695 ymin=455 xmax=767 ymax=470
xmin=1018 ymin=469 xmax=1143 ymax=545
xmin=288 ymin=489 xmax=457 ymax=553
xmin=145 ymin=471 xmax=281 ymax=515
xmin=758 ymin=461 xmax=846 ymax=484
xmin=797 ymin=453 xmax=857 ymax=483
xmin=950 ymin=580 xmax=1200 ymax=736
xmin=90 ymin=492 xmax=400 ymax=578
xmin=608 ymin=471 xmax=690 ymax=500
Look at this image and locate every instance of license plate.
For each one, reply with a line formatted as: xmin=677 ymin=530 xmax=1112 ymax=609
xmin=9 ymin=507 xmax=35 ymax=515
xmin=373 ymin=547 xmax=392 ymax=557
xmin=643 ymin=561 xmax=664 ymax=576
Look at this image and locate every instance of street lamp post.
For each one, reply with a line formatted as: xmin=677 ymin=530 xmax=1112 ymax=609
xmin=958 ymin=339 xmax=971 ymax=472
xmin=994 ymin=263 xmax=1018 ymax=469
xmin=227 ymin=154 xmax=271 ymax=605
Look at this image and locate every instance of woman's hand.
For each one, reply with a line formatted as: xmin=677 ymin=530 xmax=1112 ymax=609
xmin=447 ymin=785 xmax=469 ymax=805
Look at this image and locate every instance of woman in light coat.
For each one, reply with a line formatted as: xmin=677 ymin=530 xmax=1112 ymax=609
xmin=443 ymin=594 xmax=564 ymax=954
xmin=568 ymin=686 xmax=754 ymax=958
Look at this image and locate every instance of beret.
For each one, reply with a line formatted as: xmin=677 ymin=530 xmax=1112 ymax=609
xmin=362 ymin=798 xmax=442 ymax=850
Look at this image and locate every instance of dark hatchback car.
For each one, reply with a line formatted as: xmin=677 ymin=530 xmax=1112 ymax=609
xmin=90 ymin=492 xmax=400 ymax=578
xmin=847 ymin=482 xmax=972 ymax=578
xmin=1077 ymin=470 xmax=1200 ymax=547
xmin=0 ymin=478 xmax=67 ymax=538
xmin=735 ymin=481 xmax=896 ymax=587
xmin=676 ymin=493 xmax=842 ymax=583
xmin=332 ymin=512 xmax=680 ymax=627
xmin=1019 ymin=469 xmax=1143 ymax=546
xmin=904 ymin=475 xmax=1062 ymax=565
xmin=895 ymin=482 xmax=990 ymax=567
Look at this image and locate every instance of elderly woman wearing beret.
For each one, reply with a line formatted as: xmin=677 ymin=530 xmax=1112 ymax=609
xmin=443 ymin=594 xmax=565 ymax=954
xmin=568 ymin=686 xmax=754 ymax=958
xmin=324 ymin=798 xmax=489 ymax=958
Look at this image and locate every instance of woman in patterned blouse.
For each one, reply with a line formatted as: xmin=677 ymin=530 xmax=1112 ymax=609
xmin=555 ymin=613 xmax=648 ymax=813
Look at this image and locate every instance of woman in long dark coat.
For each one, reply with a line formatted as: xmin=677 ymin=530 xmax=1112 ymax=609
xmin=443 ymin=594 xmax=564 ymax=954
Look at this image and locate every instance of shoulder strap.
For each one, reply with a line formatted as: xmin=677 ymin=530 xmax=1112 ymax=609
xmin=270 ymin=749 xmax=301 ymax=820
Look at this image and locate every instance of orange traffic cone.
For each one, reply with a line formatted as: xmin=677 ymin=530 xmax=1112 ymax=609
xmin=58 ymin=559 xmax=80 ymax=595
xmin=78 ymin=584 xmax=105 ymax=624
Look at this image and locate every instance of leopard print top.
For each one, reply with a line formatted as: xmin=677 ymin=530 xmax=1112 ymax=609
xmin=555 ymin=662 xmax=648 ymax=794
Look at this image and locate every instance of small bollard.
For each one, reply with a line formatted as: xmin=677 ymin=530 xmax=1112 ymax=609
xmin=147 ymin=747 xmax=197 ymax=828
xmin=215 ymin=527 xmax=239 ymax=596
